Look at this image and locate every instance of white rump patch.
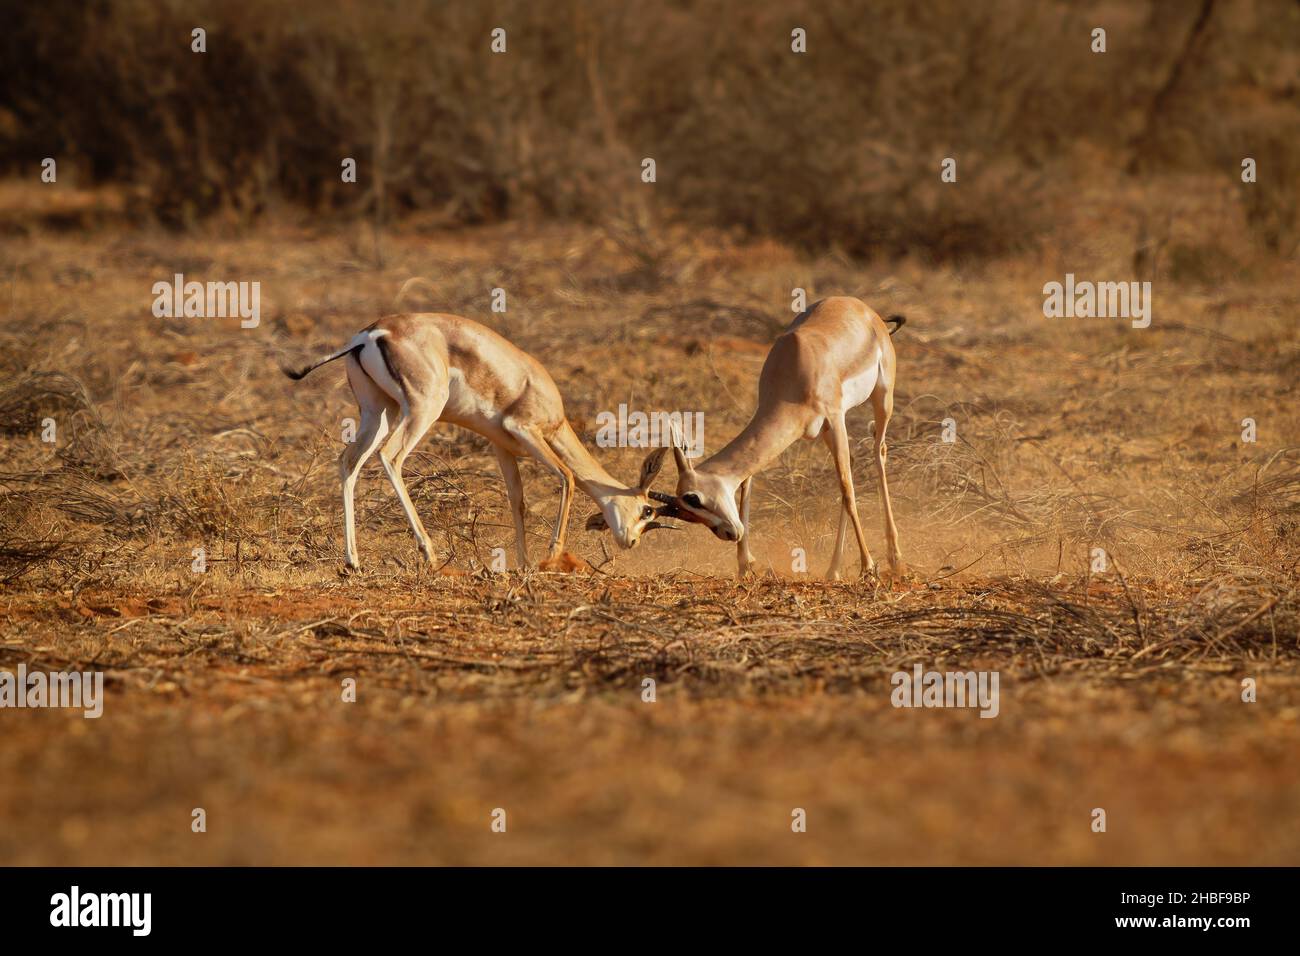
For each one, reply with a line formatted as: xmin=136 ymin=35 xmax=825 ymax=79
xmin=355 ymin=329 xmax=404 ymax=408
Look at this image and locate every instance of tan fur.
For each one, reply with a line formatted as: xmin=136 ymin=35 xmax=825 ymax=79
xmin=294 ymin=313 xmax=668 ymax=570
xmin=670 ymin=297 xmax=902 ymax=580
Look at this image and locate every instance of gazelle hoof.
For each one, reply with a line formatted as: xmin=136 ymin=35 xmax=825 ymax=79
xmin=538 ymin=551 xmax=595 ymax=574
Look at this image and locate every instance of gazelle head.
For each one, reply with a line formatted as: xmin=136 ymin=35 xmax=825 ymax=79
xmin=657 ymin=443 xmax=745 ymax=542
xmin=584 ymin=447 xmax=680 ymax=549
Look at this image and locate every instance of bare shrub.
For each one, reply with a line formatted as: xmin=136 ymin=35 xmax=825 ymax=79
xmin=4 ymin=0 xmax=1295 ymax=262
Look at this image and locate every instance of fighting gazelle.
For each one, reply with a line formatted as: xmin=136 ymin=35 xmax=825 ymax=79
xmin=657 ymin=296 xmax=905 ymax=580
xmin=283 ymin=313 xmax=674 ymax=570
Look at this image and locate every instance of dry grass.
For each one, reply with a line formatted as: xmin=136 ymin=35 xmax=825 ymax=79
xmin=2 ymin=573 xmax=1297 ymax=865
xmin=0 ymin=204 xmax=1297 ymax=863
xmin=3 ymin=0 xmax=1298 ymax=867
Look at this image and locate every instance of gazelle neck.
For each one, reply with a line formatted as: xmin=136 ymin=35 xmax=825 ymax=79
xmin=549 ymin=421 xmax=629 ymax=503
xmin=700 ymin=403 xmax=811 ymax=482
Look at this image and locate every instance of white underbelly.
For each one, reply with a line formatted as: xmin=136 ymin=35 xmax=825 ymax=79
xmin=442 ymin=367 xmax=501 ymax=426
xmin=441 ymin=369 xmax=529 ymax=454
xmin=840 ymin=361 xmax=880 ymax=411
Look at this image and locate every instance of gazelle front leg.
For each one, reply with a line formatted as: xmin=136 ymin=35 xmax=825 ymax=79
xmin=825 ymin=413 xmax=875 ymax=579
xmin=820 ymin=426 xmax=851 ymax=581
xmin=494 ymin=445 xmax=529 ymax=568
xmin=508 ymin=424 xmax=575 ymax=560
xmin=825 ymin=504 xmax=851 ymax=582
xmin=735 ymin=475 xmax=756 ymax=578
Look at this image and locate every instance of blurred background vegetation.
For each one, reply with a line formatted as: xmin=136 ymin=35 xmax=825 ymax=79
xmin=1 ymin=0 xmax=1298 ymax=264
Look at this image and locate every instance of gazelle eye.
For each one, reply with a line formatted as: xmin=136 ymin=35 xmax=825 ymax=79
xmin=641 ymin=506 xmax=654 ymax=520
xmin=683 ymin=493 xmax=702 ymax=508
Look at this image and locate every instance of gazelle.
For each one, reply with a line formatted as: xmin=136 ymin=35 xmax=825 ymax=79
xmin=283 ymin=313 xmax=674 ymax=570
xmin=657 ymin=296 xmax=904 ymax=580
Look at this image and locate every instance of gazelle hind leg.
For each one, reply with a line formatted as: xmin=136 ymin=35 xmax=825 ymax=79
xmin=494 ymin=444 xmax=529 ymax=568
xmin=378 ymin=397 xmax=443 ymax=563
xmin=735 ymin=476 xmax=756 ymax=578
xmin=507 ymin=424 xmax=575 ymax=560
xmin=870 ymin=385 xmax=901 ymax=571
xmin=825 ymin=412 xmax=875 ymax=579
xmin=354 ymin=339 xmax=448 ymax=564
xmin=340 ymin=359 xmax=395 ymax=569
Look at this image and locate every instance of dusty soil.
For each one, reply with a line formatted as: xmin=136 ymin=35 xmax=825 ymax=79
xmin=1 ymin=216 xmax=1297 ymax=864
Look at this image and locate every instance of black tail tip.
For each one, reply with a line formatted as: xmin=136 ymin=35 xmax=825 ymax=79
xmin=281 ymin=364 xmax=309 ymax=381
xmin=885 ymin=314 xmax=907 ymax=334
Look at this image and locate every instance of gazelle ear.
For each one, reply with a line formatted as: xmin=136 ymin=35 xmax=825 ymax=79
xmin=585 ymin=512 xmax=608 ymax=531
xmin=672 ymin=443 xmax=695 ymax=475
xmin=669 ymin=421 xmax=695 ymax=474
xmin=639 ymin=447 xmax=668 ymax=491
xmin=672 ymin=444 xmax=693 ymax=475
